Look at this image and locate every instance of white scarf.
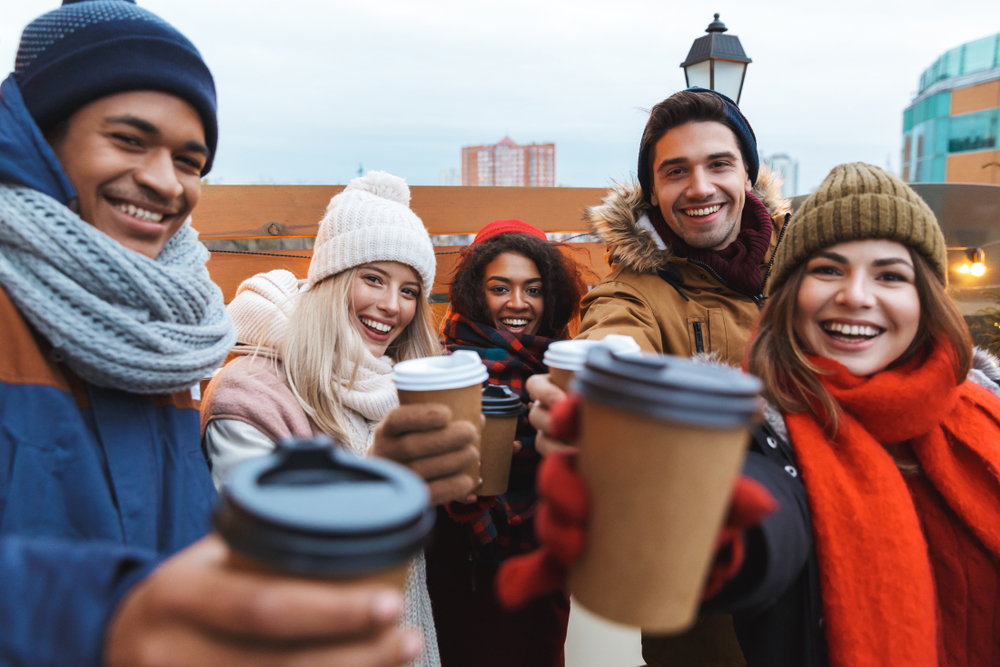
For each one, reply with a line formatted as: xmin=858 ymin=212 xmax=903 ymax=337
xmin=0 ymin=184 xmax=234 ymax=394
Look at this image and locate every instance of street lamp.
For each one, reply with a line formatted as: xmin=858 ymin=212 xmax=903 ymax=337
xmin=957 ymin=247 xmax=987 ymax=276
xmin=680 ymin=13 xmax=752 ymax=104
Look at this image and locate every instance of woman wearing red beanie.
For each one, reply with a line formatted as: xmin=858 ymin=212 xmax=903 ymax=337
xmin=425 ymin=220 xmax=588 ymax=667
xmin=500 ymin=164 xmax=1000 ymax=667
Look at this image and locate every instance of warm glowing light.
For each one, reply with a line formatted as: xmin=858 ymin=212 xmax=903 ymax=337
xmin=971 ymin=262 xmax=986 ymax=277
xmin=958 ymin=264 xmax=971 ymax=274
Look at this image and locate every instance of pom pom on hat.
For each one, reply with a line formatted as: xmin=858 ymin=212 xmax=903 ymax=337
xmin=308 ymin=171 xmax=436 ymax=294
xmin=471 ymin=219 xmax=548 ymax=246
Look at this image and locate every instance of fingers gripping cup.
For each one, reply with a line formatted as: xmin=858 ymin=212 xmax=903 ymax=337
xmin=543 ymin=335 xmax=641 ymax=391
xmin=567 ymin=349 xmax=761 ymax=632
xmin=478 ymin=385 xmax=524 ymax=496
xmin=392 ymin=350 xmax=490 ymax=492
xmin=214 ymin=436 xmax=435 ymax=591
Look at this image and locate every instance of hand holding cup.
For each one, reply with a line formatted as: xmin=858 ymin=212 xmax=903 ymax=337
xmin=372 ymin=404 xmax=480 ymax=504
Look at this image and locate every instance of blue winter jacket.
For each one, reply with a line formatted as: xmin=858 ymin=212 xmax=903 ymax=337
xmin=0 ymin=74 xmax=218 ymax=666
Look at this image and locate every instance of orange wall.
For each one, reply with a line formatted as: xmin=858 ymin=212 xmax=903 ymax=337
xmin=946 ymin=150 xmax=1000 ymax=184
xmin=951 ymin=79 xmax=1000 ymax=115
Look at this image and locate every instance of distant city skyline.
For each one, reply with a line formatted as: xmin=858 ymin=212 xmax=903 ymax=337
xmin=462 ymin=137 xmax=556 ymax=187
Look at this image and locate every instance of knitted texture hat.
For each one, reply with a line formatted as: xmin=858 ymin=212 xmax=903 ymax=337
xmin=13 ymin=0 xmax=218 ymax=174
xmin=472 ymin=219 xmax=548 ymax=246
xmin=228 ymin=269 xmax=301 ymax=353
xmin=769 ymin=162 xmax=947 ymax=288
xmin=637 ymin=86 xmax=759 ymax=201
xmin=308 ymin=171 xmax=436 ymax=293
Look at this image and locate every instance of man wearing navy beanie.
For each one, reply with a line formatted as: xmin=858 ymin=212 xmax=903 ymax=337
xmin=0 ymin=2 xmax=421 ymax=666
xmin=525 ymin=89 xmax=792 ymax=664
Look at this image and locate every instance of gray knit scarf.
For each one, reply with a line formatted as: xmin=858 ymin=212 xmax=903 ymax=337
xmin=0 ymin=183 xmax=235 ymax=394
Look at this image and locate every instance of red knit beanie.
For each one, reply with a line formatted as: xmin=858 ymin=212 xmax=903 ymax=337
xmin=471 ymin=219 xmax=547 ymax=246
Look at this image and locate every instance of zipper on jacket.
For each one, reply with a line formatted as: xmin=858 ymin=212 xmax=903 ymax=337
xmin=692 ymin=322 xmax=705 ymax=353
xmin=759 ymin=212 xmax=792 ymax=294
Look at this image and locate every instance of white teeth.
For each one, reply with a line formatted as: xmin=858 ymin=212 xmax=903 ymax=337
xmin=115 ymin=203 xmax=164 ymax=222
xmin=501 ymin=319 xmax=529 ymax=327
xmin=686 ymin=204 xmax=722 ymax=217
xmin=823 ymin=322 xmax=881 ymax=337
xmin=361 ymin=317 xmax=392 ymax=333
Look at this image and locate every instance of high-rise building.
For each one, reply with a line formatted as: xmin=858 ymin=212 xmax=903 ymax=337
xmin=764 ymin=153 xmax=799 ymax=197
xmin=462 ymin=137 xmax=555 ymax=186
xmin=902 ymin=32 xmax=1000 ymax=184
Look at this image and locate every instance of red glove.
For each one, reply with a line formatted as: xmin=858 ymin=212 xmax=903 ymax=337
xmin=702 ymin=476 xmax=778 ymax=600
xmin=495 ymin=449 xmax=587 ymax=609
xmin=496 ymin=440 xmax=779 ymax=609
xmin=547 ymin=393 xmax=582 ymax=444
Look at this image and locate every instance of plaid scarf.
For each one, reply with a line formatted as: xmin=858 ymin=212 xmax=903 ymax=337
xmin=441 ymin=309 xmax=555 ymax=564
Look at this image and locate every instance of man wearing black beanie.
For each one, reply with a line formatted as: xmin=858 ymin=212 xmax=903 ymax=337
xmin=525 ymin=88 xmax=792 ymax=666
xmin=0 ymin=2 xmax=421 ymax=666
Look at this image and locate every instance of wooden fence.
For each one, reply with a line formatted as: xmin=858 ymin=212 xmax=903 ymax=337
xmin=198 ymin=185 xmax=616 ymax=323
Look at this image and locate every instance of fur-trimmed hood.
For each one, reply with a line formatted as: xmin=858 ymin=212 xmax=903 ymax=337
xmin=586 ymin=163 xmax=791 ymax=275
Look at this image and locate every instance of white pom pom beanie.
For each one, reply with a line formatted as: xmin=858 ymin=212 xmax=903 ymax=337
xmin=308 ymin=171 xmax=436 ymax=294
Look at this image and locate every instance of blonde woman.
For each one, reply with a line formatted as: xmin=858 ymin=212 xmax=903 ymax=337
xmin=201 ymin=171 xmax=479 ymax=667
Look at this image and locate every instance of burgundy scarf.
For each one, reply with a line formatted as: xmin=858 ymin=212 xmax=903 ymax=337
xmin=647 ymin=191 xmax=772 ymax=295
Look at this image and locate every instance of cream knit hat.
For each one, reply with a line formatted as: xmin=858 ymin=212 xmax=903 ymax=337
xmin=308 ymin=171 xmax=436 ymax=293
xmin=227 ymin=269 xmax=302 ymax=353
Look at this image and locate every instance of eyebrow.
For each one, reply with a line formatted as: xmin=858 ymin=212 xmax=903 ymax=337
xmin=104 ymin=115 xmax=210 ymax=156
xmin=814 ymin=251 xmax=913 ymax=268
xmin=655 ymin=151 xmax=739 ymax=173
xmin=486 ymin=276 xmax=542 ymax=284
xmin=872 ymin=258 xmax=913 ymax=268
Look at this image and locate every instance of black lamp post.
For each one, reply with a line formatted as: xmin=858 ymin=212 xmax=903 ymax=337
xmin=680 ymin=13 xmax=752 ymax=104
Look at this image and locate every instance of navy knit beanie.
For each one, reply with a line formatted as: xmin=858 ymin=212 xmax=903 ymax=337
xmin=637 ymin=87 xmax=759 ymax=198
xmin=12 ymin=0 xmax=218 ymax=174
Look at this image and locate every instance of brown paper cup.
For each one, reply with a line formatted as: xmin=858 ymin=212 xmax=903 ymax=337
xmin=398 ymin=384 xmax=483 ymax=490
xmin=549 ymin=367 xmax=576 ymax=393
xmin=567 ymin=399 xmax=749 ymax=632
xmin=477 ymin=415 xmax=518 ymax=495
xmin=227 ymin=551 xmax=410 ymax=593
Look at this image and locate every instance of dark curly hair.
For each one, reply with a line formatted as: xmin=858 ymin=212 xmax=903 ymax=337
xmin=448 ymin=233 xmax=588 ymax=338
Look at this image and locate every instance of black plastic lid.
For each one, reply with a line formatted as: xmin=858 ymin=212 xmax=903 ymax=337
xmin=577 ymin=348 xmax=761 ymax=428
xmin=214 ymin=436 xmax=434 ymax=578
xmin=481 ymin=384 xmax=524 ymax=417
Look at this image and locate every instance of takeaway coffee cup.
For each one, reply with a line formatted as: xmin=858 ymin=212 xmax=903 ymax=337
xmin=543 ymin=334 xmax=641 ymax=391
xmin=392 ymin=350 xmax=490 ymax=491
xmin=567 ymin=348 xmax=761 ymax=632
xmin=478 ymin=385 xmax=524 ymax=496
xmin=214 ymin=436 xmax=434 ymax=591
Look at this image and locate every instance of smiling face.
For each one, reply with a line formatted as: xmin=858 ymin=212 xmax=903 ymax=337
xmin=350 ymin=261 xmax=420 ymax=357
xmin=482 ymin=251 xmax=544 ymax=336
xmin=649 ymin=121 xmax=752 ymax=251
xmin=793 ymin=239 xmax=921 ymax=377
xmin=48 ymin=90 xmax=209 ymax=259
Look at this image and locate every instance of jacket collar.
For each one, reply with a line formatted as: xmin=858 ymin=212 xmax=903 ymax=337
xmin=0 ymin=74 xmax=76 ymax=206
xmin=586 ymin=163 xmax=791 ymax=276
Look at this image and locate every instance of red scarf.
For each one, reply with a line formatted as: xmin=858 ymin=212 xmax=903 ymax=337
xmin=784 ymin=341 xmax=1000 ymax=667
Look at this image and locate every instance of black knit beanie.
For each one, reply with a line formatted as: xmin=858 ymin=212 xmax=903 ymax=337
xmin=13 ymin=0 xmax=218 ymax=174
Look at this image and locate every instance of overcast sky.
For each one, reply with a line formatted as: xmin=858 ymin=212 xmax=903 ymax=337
xmin=2 ymin=0 xmax=998 ymax=194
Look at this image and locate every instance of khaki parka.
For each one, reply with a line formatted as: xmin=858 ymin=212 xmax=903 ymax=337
xmin=578 ymin=165 xmax=791 ymax=367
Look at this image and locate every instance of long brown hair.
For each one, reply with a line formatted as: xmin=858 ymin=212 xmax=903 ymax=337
xmin=747 ymin=249 xmax=972 ymax=437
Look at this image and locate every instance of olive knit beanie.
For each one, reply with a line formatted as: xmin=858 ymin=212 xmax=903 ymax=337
xmin=769 ymin=162 xmax=947 ymax=288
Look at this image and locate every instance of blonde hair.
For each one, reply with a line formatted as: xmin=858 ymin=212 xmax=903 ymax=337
xmin=747 ymin=250 xmax=971 ymax=438
xmin=280 ymin=266 xmax=440 ymax=443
